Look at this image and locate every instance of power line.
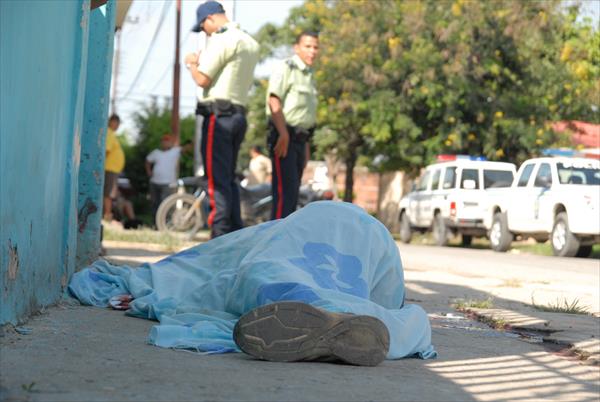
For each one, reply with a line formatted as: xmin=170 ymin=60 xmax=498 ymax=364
xmin=149 ymin=31 xmax=192 ymax=93
xmin=120 ymin=1 xmax=171 ymax=101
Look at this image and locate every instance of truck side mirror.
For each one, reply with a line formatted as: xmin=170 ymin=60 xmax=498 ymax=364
xmin=536 ymin=176 xmax=551 ymax=188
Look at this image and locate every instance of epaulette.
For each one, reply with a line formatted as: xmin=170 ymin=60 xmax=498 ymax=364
xmin=285 ymin=59 xmax=297 ymax=70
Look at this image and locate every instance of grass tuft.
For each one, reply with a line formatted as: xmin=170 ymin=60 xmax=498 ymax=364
xmin=531 ymin=296 xmax=590 ymax=315
xmin=394 ymin=232 xmax=600 ymax=259
xmin=21 ymin=382 xmax=37 ymax=393
xmin=453 ymin=297 xmax=494 ymax=310
xmin=102 ymin=226 xmax=204 ymax=252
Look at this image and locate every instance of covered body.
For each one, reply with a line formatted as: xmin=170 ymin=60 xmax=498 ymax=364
xmin=69 ymin=201 xmax=435 ymax=359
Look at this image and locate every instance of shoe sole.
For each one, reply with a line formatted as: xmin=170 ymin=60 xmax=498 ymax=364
xmin=233 ymin=301 xmax=390 ymax=366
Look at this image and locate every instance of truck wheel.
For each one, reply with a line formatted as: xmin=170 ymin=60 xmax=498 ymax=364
xmin=399 ymin=212 xmax=412 ymax=244
xmin=489 ymin=212 xmax=512 ymax=252
xmin=552 ymin=212 xmax=580 ymax=257
xmin=462 ymin=235 xmax=473 ymax=247
xmin=576 ymin=245 xmax=592 ymax=258
xmin=432 ymin=214 xmax=449 ymax=246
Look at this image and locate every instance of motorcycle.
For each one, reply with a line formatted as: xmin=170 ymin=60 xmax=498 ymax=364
xmin=155 ymin=176 xmax=333 ymax=236
xmin=298 ymin=182 xmax=334 ymax=207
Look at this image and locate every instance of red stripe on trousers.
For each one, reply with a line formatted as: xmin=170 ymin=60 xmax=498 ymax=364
xmin=275 ymin=156 xmax=283 ymax=219
xmin=206 ymin=114 xmax=217 ymax=226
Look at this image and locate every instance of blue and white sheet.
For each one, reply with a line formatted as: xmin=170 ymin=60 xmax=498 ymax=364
xmin=69 ymin=201 xmax=436 ymax=359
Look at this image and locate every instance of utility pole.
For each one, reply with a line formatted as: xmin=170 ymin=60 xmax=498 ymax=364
xmin=171 ymin=0 xmax=181 ymax=141
xmin=110 ymin=29 xmax=121 ymax=114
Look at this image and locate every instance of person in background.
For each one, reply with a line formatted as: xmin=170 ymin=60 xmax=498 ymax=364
xmin=145 ymin=135 xmax=193 ymax=221
xmin=111 ymin=176 xmax=141 ymax=230
xmin=103 ymin=114 xmax=125 ymax=222
xmin=266 ymin=31 xmax=319 ymax=220
xmin=247 ymin=145 xmax=272 ymax=185
xmin=184 ymin=0 xmax=260 ymax=239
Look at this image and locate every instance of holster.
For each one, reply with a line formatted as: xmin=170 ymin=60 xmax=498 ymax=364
xmin=196 ymin=100 xmax=246 ymax=117
xmin=268 ymin=119 xmax=315 ymax=145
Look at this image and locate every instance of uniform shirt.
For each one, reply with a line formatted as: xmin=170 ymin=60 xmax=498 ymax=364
xmin=105 ymin=128 xmax=125 ymax=174
xmin=198 ymin=22 xmax=260 ymax=107
xmin=146 ymin=146 xmax=182 ymax=185
xmin=247 ymin=154 xmax=272 ymax=185
xmin=266 ymin=54 xmax=318 ymax=129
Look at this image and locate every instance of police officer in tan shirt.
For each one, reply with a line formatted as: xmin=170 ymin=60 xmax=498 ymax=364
xmin=185 ymin=1 xmax=259 ymax=238
xmin=267 ymin=31 xmax=319 ymax=219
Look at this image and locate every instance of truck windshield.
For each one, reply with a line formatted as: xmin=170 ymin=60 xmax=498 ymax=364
xmin=557 ymin=162 xmax=600 ymax=185
xmin=483 ymin=170 xmax=514 ymax=189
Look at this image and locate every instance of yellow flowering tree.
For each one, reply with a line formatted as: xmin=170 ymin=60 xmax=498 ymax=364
xmin=255 ymin=0 xmax=598 ymax=199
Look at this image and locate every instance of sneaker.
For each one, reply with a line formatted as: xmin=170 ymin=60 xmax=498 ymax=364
xmin=233 ymin=301 xmax=390 ymax=366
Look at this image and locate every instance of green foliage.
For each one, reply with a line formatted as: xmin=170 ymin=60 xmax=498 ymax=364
xmin=255 ymin=0 xmax=599 ymax=191
xmin=121 ymin=100 xmax=196 ymax=217
xmin=453 ymin=297 xmax=494 ymax=310
xmin=238 ymin=79 xmax=269 ymax=171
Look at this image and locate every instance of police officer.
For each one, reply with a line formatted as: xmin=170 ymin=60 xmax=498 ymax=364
xmin=267 ymin=31 xmax=320 ymax=219
xmin=185 ymin=1 xmax=259 ymax=238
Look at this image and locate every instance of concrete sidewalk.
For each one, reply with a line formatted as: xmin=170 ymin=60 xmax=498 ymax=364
xmin=1 ymin=240 xmax=599 ymax=402
xmin=398 ymin=244 xmax=600 ymax=366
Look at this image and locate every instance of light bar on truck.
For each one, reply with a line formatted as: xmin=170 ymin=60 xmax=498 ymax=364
xmin=542 ymin=148 xmax=600 ymax=160
xmin=436 ymin=154 xmax=487 ymax=162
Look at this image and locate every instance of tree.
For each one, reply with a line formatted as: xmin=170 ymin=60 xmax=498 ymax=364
xmin=256 ymin=0 xmax=597 ymax=201
xmin=557 ymin=5 xmax=600 ymax=122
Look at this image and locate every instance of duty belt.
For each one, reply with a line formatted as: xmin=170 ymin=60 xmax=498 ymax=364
xmin=289 ymin=125 xmax=315 ymax=142
xmin=196 ymin=100 xmax=246 ymax=117
xmin=268 ymin=119 xmax=315 ymax=142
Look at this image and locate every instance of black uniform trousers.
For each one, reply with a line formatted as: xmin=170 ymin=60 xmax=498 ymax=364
xmin=269 ymin=124 xmax=307 ymax=220
xmin=200 ymin=111 xmax=247 ymax=238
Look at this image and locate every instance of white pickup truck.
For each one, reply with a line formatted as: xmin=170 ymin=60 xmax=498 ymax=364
xmin=398 ymin=159 xmax=516 ymax=246
xmin=484 ymin=157 xmax=600 ymax=257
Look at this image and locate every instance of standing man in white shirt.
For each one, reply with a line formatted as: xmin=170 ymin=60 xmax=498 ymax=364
xmin=145 ymin=134 xmax=191 ymax=221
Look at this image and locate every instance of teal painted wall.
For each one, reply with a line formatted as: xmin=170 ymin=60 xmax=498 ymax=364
xmin=0 ymin=1 xmax=115 ymax=324
xmin=77 ymin=3 xmax=117 ymax=267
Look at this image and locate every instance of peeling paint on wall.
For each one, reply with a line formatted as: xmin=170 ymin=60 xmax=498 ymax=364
xmin=73 ymin=124 xmax=81 ymax=168
xmin=80 ymin=1 xmax=89 ymax=29
xmin=97 ymin=126 xmax=104 ymax=148
xmin=7 ymin=240 xmax=19 ymax=281
xmin=78 ymin=197 xmax=98 ymax=233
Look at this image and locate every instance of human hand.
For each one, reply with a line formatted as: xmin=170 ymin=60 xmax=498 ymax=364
xmin=109 ymin=294 xmax=133 ymax=310
xmin=274 ymin=131 xmax=290 ymax=158
xmin=184 ymin=52 xmax=199 ymax=68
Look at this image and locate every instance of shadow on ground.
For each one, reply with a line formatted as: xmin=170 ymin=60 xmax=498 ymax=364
xmin=409 ymin=280 xmax=599 ymax=401
xmin=1 ymin=279 xmax=598 ymax=401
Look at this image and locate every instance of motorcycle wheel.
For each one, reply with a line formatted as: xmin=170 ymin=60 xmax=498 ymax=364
xmin=156 ymin=193 xmax=205 ymax=235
